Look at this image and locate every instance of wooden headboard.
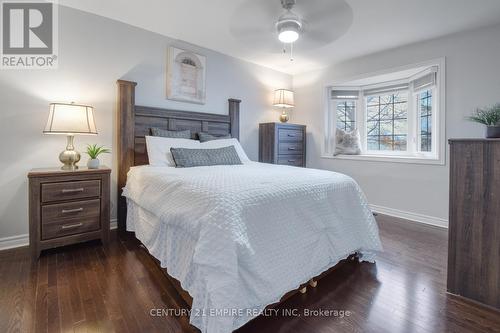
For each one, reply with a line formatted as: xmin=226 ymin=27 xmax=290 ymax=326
xmin=116 ymin=80 xmax=241 ymax=231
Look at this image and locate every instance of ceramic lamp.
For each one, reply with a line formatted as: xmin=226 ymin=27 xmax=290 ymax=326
xmin=273 ymin=89 xmax=294 ymax=123
xmin=43 ymin=102 xmax=97 ymax=170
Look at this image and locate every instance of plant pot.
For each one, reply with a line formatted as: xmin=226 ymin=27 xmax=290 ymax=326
xmin=486 ymin=126 xmax=500 ymax=138
xmin=87 ymin=158 xmax=100 ymax=169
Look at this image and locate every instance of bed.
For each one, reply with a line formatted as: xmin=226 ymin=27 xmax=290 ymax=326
xmin=116 ymin=80 xmax=382 ymax=333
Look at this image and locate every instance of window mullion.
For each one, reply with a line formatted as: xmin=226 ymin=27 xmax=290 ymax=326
xmin=358 ymin=96 xmax=366 ymax=152
xmin=329 ymin=100 xmax=337 ymax=154
xmin=407 ymin=90 xmax=417 ymax=155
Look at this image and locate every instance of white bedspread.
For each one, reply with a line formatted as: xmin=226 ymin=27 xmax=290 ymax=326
xmin=123 ymin=162 xmax=382 ymax=333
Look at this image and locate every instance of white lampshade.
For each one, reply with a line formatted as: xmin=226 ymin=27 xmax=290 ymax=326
xmin=273 ymin=89 xmax=294 ymax=108
xmin=44 ymin=103 xmax=97 ymax=135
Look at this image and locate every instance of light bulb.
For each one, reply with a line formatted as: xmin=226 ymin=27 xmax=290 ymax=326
xmin=278 ymin=30 xmax=299 ymax=43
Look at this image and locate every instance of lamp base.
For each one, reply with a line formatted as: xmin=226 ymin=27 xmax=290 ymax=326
xmin=59 ymin=135 xmax=80 ymax=170
xmin=279 ymin=111 xmax=289 ymax=123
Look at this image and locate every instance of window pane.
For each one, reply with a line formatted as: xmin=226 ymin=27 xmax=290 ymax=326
xmin=365 ymin=93 xmax=408 ymax=152
xmin=394 ymin=102 xmax=408 ymax=119
xmin=345 ymin=106 xmax=355 ymax=122
xmin=394 ymin=119 xmax=408 ymax=135
xmin=379 ymin=104 xmax=393 ymax=120
xmin=367 ymin=136 xmax=379 ymax=150
xmin=393 ymin=92 xmax=408 ymax=103
xmin=336 ymin=101 xmax=356 ymax=132
xmin=418 ymin=89 xmax=433 ymax=152
xmin=380 ymin=94 xmax=392 ymax=104
xmin=367 ymin=105 xmax=379 ymax=121
xmin=367 ymin=120 xmax=379 ymax=136
xmin=366 ymin=96 xmax=378 ymax=106
xmin=379 ymin=120 xmax=393 ymax=135
xmin=393 ymin=135 xmax=407 ymax=151
xmin=379 ymin=135 xmax=393 ymax=150
xmin=420 ymin=117 xmax=428 ymax=133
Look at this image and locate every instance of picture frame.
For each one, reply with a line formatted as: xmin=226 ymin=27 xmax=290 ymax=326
xmin=166 ymin=46 xmax=206 ymax=104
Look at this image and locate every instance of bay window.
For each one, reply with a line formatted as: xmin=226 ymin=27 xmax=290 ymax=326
xmin=324 ymin=60 xmax=445 ymax=164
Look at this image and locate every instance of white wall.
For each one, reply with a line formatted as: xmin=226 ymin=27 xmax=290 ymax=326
xmin=292 ymin=23 xmax=500 ymax=225
xmin=0 ymin=6 xmax=291 ymax=241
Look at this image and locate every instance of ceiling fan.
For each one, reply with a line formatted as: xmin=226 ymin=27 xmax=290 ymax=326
xmin=229 ymin=0 xmax=353 ymax=62
xmin=276 ymin=0 xmax=302 ymax=61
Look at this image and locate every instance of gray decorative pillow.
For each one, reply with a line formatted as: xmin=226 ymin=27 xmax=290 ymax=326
xmin=151 ymin=127 xmax=191 ymax=139
xmin=334 ymin=128 xmax=361 ymax=156
xmin=170 ymin=146 xmax=242 ymax=168
xmin=198 ymin=132 xmax=231 ymax=142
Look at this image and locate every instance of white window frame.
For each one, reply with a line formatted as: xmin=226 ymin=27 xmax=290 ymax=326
xmin=322 ymin=58 xmax=446 ymax=165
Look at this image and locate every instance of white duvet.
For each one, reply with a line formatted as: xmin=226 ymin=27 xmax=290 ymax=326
xmin=123 ymin=162 xmax=382 ymax=333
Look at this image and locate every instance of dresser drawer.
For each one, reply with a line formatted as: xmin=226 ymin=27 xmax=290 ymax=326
xmin=41 ymin=180 xmax=101 ymax=203
xmin=278 ymin=128 xmax=303 ymax=142
xmin=278 ymin=142 xmax=304 ymax=155
xmin=42 ymin=199 xmax=100 ymax=224
xmin=41 ymin=199 xmax=100 ymax=239
xmin=41 ymin=217 xmax=100 ymax=240
xmin=277 ymin=156 xmax=304 ymax=167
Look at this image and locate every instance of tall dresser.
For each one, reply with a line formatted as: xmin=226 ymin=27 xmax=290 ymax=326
xmin=259 ymin=122 xmax=306 ymax=167
xmin=448 ymin=139 xmax=500 ymax=310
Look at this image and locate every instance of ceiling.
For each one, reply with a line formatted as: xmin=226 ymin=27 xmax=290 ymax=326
xmin=59 ymin=0 xmax=500 ymax=75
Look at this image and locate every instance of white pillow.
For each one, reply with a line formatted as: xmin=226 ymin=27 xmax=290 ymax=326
xmin=334 ymin=128 xmax=361 ymax=156
xmin=199 ymin=138 xmax=250 ymax=162
xmin=145 ymin=136 xmax=200 ymax=166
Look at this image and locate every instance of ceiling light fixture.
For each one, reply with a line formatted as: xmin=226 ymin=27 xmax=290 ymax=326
xmin=276 ymin=0 xmax=302 ymax=62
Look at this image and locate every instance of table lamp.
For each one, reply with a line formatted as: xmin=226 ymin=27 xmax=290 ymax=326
xmin=43 ymin=102 xmax=97 ymax=170
xmin=273 ymin=89 xmax=294 ymax=122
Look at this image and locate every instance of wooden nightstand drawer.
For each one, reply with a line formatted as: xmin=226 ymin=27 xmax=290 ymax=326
xmin=41 ymin=199 xmax=100 ymax=224
xmin=41 ymin=180 xmax=101 ymax=203
xmin=42 ymin=216 xmax=100 ymax=240
xmin=277 ymin=156 xmax=304 ymax=167
xmin=278 ymin=128 xmax=303 ymax=142
xmin=279 ymin=142 xmax=303 ymax=155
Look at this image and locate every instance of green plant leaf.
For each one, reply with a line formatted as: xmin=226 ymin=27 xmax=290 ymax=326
xmin=468 ymin=103 xmax=500 ymax=126
xmin=85 ymin=144 xmax=111 ymax=159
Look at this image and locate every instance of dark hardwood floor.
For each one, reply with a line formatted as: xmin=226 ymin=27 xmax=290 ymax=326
xmin=1 ymin=215 xmax=499 ymax=333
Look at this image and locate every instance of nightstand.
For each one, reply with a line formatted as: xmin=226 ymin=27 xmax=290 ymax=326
xmin=28 ymin=166 xmax=111 ymax=259
xmin=259 ymin=122 xmax=306 ymax=167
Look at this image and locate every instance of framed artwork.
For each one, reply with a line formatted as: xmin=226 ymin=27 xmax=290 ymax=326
xmin=166 ymin=46 xmax=206 ymax=104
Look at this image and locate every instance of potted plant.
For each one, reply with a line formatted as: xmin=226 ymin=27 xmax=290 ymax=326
xmin=85 ymin=144 xmax=110 ymax=169
xmin=469 ymin=103 xmax=500 ymax=138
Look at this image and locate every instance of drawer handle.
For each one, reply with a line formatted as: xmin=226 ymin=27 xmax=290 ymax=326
xmin=61 ymin=222 xmax=83 ymax=230
xmin=287 ymin=134 xmax=296 ymax=137
xmin=288 ymin=147 xmax=296 ymax=150
xmin=61 ymin=208 xmax=84 ymax=214
xmin=288 ymin=159 xmax=296 ymax=162
xmin=61 ymin=188 xmax=84 ymax=194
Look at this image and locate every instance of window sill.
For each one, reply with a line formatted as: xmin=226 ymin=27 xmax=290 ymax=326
xmin=321 ymin=153 xmax=445 ymax=165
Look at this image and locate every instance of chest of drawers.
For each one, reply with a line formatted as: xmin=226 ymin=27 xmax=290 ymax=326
xmin=28 ymin=167 xmax=111 ymax=259
xmin=259 ymin=122 xmax=306 ymax=167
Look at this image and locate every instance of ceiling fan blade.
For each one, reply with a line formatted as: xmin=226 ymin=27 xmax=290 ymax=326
xmin=296 ymin=0 xmax=353 ymax=49
xmin=295 ymin=0 xmax=351 ymax=22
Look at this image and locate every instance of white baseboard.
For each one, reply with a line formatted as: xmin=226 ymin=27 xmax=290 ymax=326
xmin=0 ymin=234 xmax=29 ymax=251
xmin=0 ymin=218 xmax=119 ymax=251
xmin=370 ymin=204 xmax=448 ymax=229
